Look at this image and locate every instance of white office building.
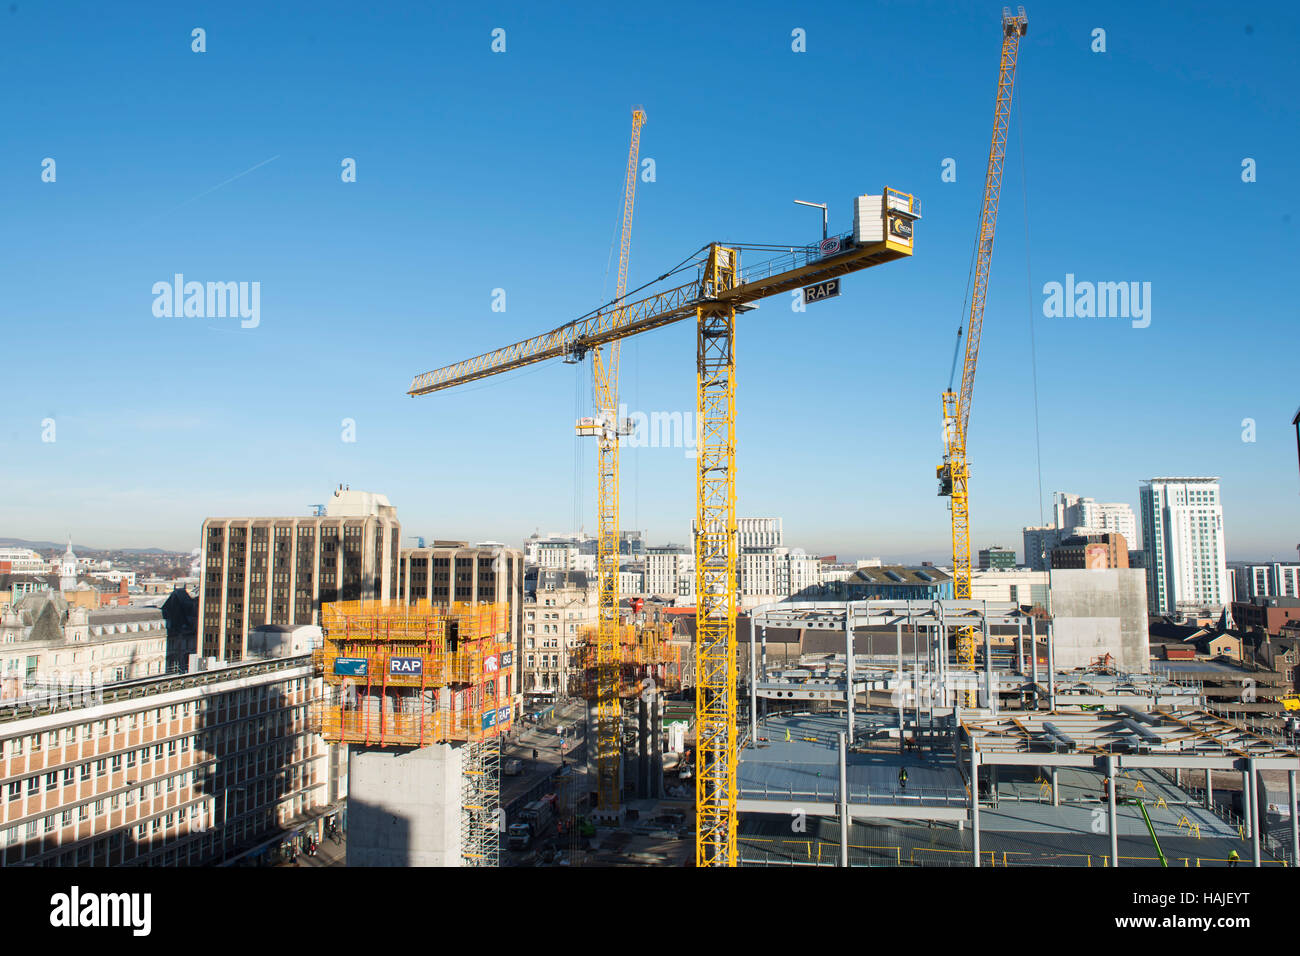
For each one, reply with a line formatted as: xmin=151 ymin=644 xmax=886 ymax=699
xmin=1139 ymin=477 xmax=1229 ymax=615
xmin=1055 ymin=492 xmax=1139 ymax=548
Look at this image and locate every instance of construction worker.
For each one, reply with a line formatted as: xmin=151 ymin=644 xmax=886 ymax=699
xmin=1101 ymin=777 xmax=1110 ymax=802
xmin=785 ymin=727 xmax=791 ymax=742
xmin=1228 ymin=849 xmax=1240 ymax=867
xmin=898 ymin=767 xmax=908 ymax=791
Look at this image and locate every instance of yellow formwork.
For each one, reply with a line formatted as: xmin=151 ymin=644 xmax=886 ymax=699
xmin=312 ymin=600 xmax=513 ymax=747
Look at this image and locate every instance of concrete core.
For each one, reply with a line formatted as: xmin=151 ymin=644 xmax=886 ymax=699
xmin=347 ymin=742 xmax=464 ymax=867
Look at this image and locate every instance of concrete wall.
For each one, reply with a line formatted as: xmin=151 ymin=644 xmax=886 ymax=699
xmin=347 ymin=743 xmax=463 ymax=867
xmin=1049 ymin=568 xmax=1149 ymax=673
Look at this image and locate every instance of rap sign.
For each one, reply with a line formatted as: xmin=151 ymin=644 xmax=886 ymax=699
xmin=390 ymin=657 xmax=423 ymax=675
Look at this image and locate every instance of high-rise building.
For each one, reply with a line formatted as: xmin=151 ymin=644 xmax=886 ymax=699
xmin=644 ymin=546 xmax=694 ymax=598
xmin=198 ymin=488 xmax=401 ymax=662
xmin=1054 ymin=492 xmax=1139 ymax=547
xmin=1139 ymin=477 xmax=1229 ymax=615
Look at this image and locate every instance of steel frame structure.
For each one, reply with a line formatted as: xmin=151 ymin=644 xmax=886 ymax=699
xmin=939 ymin=7 xmax=1027 ymax=698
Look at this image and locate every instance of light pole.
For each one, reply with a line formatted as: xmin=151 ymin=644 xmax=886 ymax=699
xmin=794 ymin=199 xmax=828 ymax=241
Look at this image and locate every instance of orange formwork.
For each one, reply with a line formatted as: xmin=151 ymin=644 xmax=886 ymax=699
xmin=311 ymin=600 xmax=514 ymax=748
xmin=571 ymin=621 xmax=683 ymax=699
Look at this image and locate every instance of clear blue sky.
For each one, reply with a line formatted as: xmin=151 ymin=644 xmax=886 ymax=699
xmin=1 ymin=0 xmax=1297 ymax=562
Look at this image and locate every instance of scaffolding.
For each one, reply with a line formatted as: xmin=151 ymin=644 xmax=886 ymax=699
xmin=311 ymin=600 xmax=513 ymax=748
xmin=571 ymin=620 xmax=683 ymax=699
xmin=461 ymin=736 xmax=501 ymax=867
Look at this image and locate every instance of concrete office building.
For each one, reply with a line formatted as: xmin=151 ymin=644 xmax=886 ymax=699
xmin=0 ymin=655 xmax=338 ymax=867
xmin=1139 ymin=477 xmax=1230 ymax=615
xmin=198 ymin=488 xmax=401 ymax=662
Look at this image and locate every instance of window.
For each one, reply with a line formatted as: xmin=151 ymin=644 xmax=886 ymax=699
xmin=65 ymin=768 xmax=77 ymax=786
xmin=126 ymin=751 xmax=137 ymax=769
xmin=95 ymin=759 xmax=106 ymax=777
xmin=78 ymin=804 xmax=88 ymax=822
xmin=111 ymin=755 xmax=122 ymax=772
xmin=26 ymin=777 xmax=38 ymax=796
xmin=7 ymin=781 xmax=18 ymax=801
xmin=44 ymin=773 xmax=57 ymax=792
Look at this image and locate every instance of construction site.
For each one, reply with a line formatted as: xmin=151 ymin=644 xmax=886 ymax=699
xmin=299 ymin=6 xmax=1299 ymax=869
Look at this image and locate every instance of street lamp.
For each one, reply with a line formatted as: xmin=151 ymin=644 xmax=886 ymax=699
xmin=794 ymin=199 xmax=828 ymax=241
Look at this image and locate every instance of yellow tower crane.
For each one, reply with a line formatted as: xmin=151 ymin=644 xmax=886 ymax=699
xmin=937 ymin=6 xmax=1028 ymax=701
xmin=577 ymin=106 xmax=645 ymax=817
xmin=409 ymin=186 xmax=920 ymax=866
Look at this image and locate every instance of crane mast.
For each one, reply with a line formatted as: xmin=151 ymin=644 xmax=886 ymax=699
xmin=410 ymin=186 xmax=920 ymax=866
xmin=586 ymin=106 xmax=645 ymax=816
xmin=938 ymin=6 xmax=1027 ymax=694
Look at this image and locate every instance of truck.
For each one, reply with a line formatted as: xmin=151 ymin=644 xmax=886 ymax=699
xmin=507 ymin=823 xmax=533 ymax=851
xmin=520 ymin=794 xmax=556 ymax=832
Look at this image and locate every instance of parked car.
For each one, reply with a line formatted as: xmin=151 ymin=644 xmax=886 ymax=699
xmin=503 ymin=758 xmax=523 ymax=776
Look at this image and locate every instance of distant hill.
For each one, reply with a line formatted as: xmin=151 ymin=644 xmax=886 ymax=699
xmin=0 ymin=537 xmax=183 ymax=555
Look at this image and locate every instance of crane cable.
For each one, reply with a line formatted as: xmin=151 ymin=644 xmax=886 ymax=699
xmin=1017 ymin=77 xmax=1046 ymax=527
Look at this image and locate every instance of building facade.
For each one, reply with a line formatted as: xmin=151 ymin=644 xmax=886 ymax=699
xmin=1139 ymin=477 xmax=1229 ymax=615
xmin=1054 ymin=492 xmax=1139 ymax=547
xmin=198 ymin=489 xmax=401 ymax=662
xmin=522 ymin=569 xmax=595 ymax=699
xmin=1233 ymin=563 xmax=1300 ymax=601
xmin=978 ymin=546 xmax=1017 ymax=570
xmin=0 ymin=655 xmax=336 ymax=867
xmin=1050 ymin=532 xmax=1130 ymax=570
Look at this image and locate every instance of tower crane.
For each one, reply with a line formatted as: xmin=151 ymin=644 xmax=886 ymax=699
xmin=937 ymin=6 xmax=1027 ymax=701
xmin=576 ymin=106 xmax=645 ymax=818
xmin=409 ymin=184 xmax=920 ymax=866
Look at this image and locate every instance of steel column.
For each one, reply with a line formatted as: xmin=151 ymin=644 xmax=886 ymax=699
xmin=1108 ymin=754 xmax=1119 ymax=867
xmin=839 ymin=731 xmax=849 ymax=867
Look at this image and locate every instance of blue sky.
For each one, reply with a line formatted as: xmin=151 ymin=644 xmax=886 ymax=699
xmin=1 ymin=0 xmax=1297 ymax=561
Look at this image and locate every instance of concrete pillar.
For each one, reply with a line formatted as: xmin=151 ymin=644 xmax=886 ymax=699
xmin=1107 ymin=755 xmax=1119 ymax=868
xmin=1050 ymin=765 xmax=1059 ymax=807
xmin=1205 ymin=768 xmax=1213 ymax=810
xmin=970 ymin=744 xmax=981 ymax=867
xmin=838 ymin=732 xmax=849 ymax=868
xmin=1249 ymin=759 xmax=1261 ymax=867
xmin=347 ymin=743 xmax=464 ymax=867
xmin=1289 ymin=770 xmax=1298 ymax=869
xmin=760 ymin=625 xmax=768 ymax=682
